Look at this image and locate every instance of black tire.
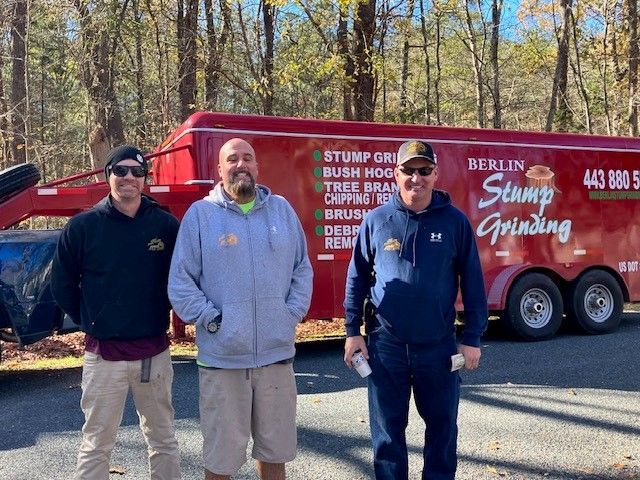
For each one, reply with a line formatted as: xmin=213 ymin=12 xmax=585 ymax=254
xmin=567 ymin=270 xmax=623 ymax=334
xmin=504 ymin=273 xmax=563 ymax=341
xmin=0 ymin=163 xmax=41 ymax=202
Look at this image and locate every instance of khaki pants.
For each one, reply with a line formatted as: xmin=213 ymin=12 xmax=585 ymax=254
xmin=74 ymin=348 xmax=180 ymax=480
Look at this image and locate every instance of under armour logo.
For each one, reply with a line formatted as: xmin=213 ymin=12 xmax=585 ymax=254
xmin=430 ymin=232 xmax=443 ymax=242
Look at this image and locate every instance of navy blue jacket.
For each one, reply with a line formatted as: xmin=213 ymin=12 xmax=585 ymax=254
xmin=344 ymin=190 xmax=488 ymax=347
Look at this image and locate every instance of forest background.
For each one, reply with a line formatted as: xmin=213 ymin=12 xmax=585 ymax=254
xmin=1 ymin=0 xmax=639 ymax=182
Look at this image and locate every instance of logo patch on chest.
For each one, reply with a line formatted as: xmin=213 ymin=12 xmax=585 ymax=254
xmin=219 ymin=233 xmax=239 ymax=247
xmin=383 ymin=238 xmax=401 ymax=251
xmin=148 ymin=238 xmax=165 ymax=251
xmin=430 ymin=232 xmax=443 ymax=242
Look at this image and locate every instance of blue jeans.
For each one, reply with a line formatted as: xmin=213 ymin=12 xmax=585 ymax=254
xmin=367 ymin=327 xmax=460 ymax=480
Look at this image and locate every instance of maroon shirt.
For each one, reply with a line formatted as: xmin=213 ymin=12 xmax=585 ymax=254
xmin=85 ymin=333 xmax=169 ymax=361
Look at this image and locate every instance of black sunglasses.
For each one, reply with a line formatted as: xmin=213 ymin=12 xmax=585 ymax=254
xmin=398 ymin=165 xmax=434 ymax=177
xmin=110 ymin=165 xmax=147 ymax=178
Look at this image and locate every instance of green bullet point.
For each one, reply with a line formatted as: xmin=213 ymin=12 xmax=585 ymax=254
xmin=315 ymin=225 xmax=324 ymax=236
xmin=314 ymin=167 xmax=322 ymax=177
xmin=313 ymin=150 xmax=321 ymax=161
xmin=315 ymin=182 xmax=323 ymax=192
xmin=314 ymin=209 xmax=323 ymax=220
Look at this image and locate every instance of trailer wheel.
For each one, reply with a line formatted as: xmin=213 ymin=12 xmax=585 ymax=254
xmin=567 ymin=270 xmax=623 ymax=334
xmin=504 ymin=273 xmax=563 ymax=341
xmin=0 ymin=163 xmax=41 ymax=202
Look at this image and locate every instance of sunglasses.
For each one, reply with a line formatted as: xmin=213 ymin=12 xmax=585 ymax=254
xmin=398 ymin=165 xmax=434 ymax=177
xmin=110 ymin=165 xmax=147 ymax=178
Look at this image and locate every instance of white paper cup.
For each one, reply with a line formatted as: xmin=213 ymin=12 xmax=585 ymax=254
xmin=352 ymin=351 xmax=372 ymax=378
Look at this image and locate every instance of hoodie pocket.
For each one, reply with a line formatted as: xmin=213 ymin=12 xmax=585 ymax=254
xmin=376 ymin=281 xmax=446 ymax=343
xmin=208 ymin=300 xmax=255 ymax=356
xmin=89 ymin=301 xmax=126 ymax=338
xmin=255 ymin=296 xmax=298 ymax=354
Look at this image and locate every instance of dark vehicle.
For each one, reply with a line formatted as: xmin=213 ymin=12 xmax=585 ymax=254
xmin=0 ymin=230 xmax=76 ymax=356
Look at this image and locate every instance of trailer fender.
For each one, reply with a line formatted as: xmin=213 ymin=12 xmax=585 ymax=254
xmin=485 ymin=264 xmax=532 ymax=311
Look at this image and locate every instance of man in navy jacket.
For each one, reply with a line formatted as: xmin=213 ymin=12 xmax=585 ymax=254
xmin=344 ymin=140 xmax=488 ymax=480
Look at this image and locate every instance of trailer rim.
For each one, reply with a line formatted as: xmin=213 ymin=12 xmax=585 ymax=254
xmin=519 ymin=288 xmax=554 ymax=329
xmin=582 ymin=284 xmax=614 ymax=323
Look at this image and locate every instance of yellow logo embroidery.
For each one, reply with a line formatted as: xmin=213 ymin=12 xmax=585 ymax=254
xmin=148 ymin=238 xmax=165 ymax=251
xmin=219 ymin=233 xmax=238 ymax=247
xmin=406 ymin=141 xmax=426 ymax=156
xmin=383 ymin=238 xmax=401 ymax=251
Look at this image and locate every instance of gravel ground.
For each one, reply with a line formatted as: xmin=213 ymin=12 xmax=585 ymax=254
xmin=1 ymin=314 xmax=639 ymax=480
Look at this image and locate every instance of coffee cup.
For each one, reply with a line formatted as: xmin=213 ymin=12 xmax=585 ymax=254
xmin=351 ymin=351 xmax=372 ymax=378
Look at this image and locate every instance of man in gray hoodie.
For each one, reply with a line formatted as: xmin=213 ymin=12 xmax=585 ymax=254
xmin=168 ymin=138 xmax=313 ymax=480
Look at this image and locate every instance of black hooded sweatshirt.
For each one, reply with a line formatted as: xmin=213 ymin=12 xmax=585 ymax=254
xmin=51 ymin=195 xmax=179 ymax=340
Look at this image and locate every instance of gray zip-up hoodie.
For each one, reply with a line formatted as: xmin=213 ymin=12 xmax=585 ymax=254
xmin=168 ymin=183 xmax=313 ymax=368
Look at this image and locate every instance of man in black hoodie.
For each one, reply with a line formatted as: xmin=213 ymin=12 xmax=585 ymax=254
xmin=51 ymin=145 xmax=181 ymax=480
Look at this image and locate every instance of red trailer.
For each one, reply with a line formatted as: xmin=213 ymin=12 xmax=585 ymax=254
xmin=1 ymin=111 xmax=639 ymax=351
xmin=153 ymin=112 xmax=640 ymax=340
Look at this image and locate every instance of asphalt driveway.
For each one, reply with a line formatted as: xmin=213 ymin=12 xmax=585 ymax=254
xmin=1 ymin=315 xmax=639 ymax=479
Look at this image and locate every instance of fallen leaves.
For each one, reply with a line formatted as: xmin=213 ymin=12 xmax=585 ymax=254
xmin=485 ymin=465 xmax=507 ymax=476
xmin=2 ymin=319 xmax=346 ymax=368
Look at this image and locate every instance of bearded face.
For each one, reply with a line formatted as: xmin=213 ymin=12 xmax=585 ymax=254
xmin=218 ymin=139 xmax=259 ymax=202
xmin=229 ymin=169 xmax=256 ymax=198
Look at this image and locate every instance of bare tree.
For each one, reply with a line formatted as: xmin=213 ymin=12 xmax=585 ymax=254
xmin=261 ymin=0 xmax=275 ymax=115
xmin=490 ymin=0 xmax=502 ymax=128
xmin=338 ymin=4 xmax=354 ymax=120
xmin=626 ymin=0 xmax=638 ymax=135
xmin=133 ymin=0 xmax=145 ymax=142
xmin=353 ymin=0 xmax=376 ymax=121
xmin=461 ymin=0 xmax=487 ymax=128
xmin=177 ymin=0 xmax=198 ymax=121
xmin=400 ymin=0 xmax=415 ymax=122
xmin=145 ymin=0 xmax=171 ymax=134
xmin=569 ymin=9 xmax=592 ymax=133
xmin=74 ymin=0 xmax=126 ymax=148
xmin=0 ymin=11 xmax=11 ymax=168
xmin=10 ymin=0 xmax=28 ymax=164
xmin=545 ymin=0 xmax=573 ymax=132
xmin=203 ymin=0 xmax=232 ymax=110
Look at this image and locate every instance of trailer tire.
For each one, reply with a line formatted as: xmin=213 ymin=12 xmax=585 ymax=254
xmin=504 ymin=273 xmax=563 ymax=341
xmin=567 ymin=270 xmax=623 ymax=334
xmin=0 ymin=163 xmax=41 ymax=202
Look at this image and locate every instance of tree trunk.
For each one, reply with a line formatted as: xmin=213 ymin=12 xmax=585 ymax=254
xmin=261 ymin=0 xmax=275 ymax=115
xmin=627 ymin=0 xmax=638 ymax=135
xmin=89 ymin=124 xmax=110 ymax=180
xmin=144 ymin=0 xmax=170 ymax=134
xmin=204 ymin=0 xmax=231 ymax=110
xmin=463 ymin=0 xmax=485 ymax=128
xmin=353 ymin=0 xmax=376 ymax=121
xmin=338 ymin=6 xmax=354 ymax=120
xmin=0 ymin=12 xmax=10 ymax=169
xmin=74 ymin=0 xmax=126 ymax=147
xmin=419 ymin=0 xmax=432 ymax=124
xmin=177 ymin=0 xmax=198 ymax=121
xmin=490 ymin=0 xmax=502 ymax=128
xmin=545 ymin=0 xmax=573 ymax=132
xmin=400 ymin=0 xmax=415 ymax=122
xmin=133 ymin=0 xmax=145 ymax=143
xmin=601 ymin=0 xmax=613 ymax=135
xmin=435 ymin=2 xmax=442 ymax=124
xmin=10 ymin=0 xmax=27 ymax=165
xmin=570 ymin=10 xmax=592 ymax=133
